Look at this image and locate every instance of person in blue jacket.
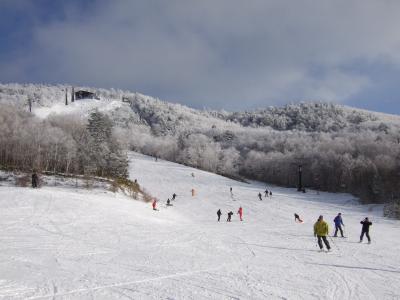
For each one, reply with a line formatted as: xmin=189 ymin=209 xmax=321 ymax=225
xmin=333 ymin=213 xmax=345 ymax=237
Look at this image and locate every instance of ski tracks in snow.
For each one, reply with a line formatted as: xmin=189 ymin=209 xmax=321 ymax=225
xmin=25 ymin=267 xmax=226 ymax=300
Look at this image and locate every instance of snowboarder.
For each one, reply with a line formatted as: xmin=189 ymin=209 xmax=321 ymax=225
xmin=172 ymin=193 xmax=177 ymax=200
xmin=360 ymin=217 xmax=372 ymax=243
xmin=294 ymin=213 xmax=303 ymax=223
xmin=166 ymin=198 xmax=172 ymax=206
xmin=227 ymin=211 xmax=233 ymax=222
xmin=333 ymin=213 xmax=345 ymax=237
xmin=217 ymin=209 xmax=222 ymax=222
xmin=314 ymin=215 xmax=331 ymax=251
xmin=258 ymin=192 xmax=262 ymax=201
xmin=264 ymin=189 xmax=269 ymax=197
xmin=237 ymin=206 xmax=243 ymax=221
xmin=31 ymin=171 xmax=38 ymax=188
xmin=152 ymin=199 xmax=157 ymax=211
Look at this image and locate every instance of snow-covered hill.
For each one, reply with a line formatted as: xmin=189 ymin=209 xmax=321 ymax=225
xmin=0 ymin=153 xmax=399 ymax=299
xmin=2 ymin=82 xmax=400 ymax=205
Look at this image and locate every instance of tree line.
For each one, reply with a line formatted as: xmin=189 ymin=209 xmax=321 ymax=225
xmin=0 ymin=105 xmax=127 ymax=178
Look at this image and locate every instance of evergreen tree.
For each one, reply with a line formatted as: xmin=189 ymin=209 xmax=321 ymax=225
xmin=87 ymin=111 xmax=128 ymax=178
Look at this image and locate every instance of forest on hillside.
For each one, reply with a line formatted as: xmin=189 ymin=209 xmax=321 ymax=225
xmin=1 ymin=83 xmax=399 ymax=216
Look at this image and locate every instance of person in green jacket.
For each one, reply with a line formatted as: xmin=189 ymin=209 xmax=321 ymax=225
xmin=314 ymin=215 xmax=331 ymax=251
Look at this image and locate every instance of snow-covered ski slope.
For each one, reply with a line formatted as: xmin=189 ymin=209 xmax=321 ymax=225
xmin=1 ymin=153 xmax=400 ymax=299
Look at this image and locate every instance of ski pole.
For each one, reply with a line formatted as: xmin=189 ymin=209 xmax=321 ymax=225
xmin=328 ymin=235 xmax=340 ymax=252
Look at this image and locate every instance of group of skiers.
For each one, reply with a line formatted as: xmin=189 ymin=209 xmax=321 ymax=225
xmin=151 ymin=184 xmax=373 ymax=252
xmin=217 ymin=207 xmax=243 ymax=222
xmin=152 ymin=193 xmax=177 ymax=210
xmin=230 ymin=187 xmax=273 ymax=201
xmin=311 ymin=213 xmax=373 ymax=252
xmin=258 ymin=189 xmax=272 ymax=201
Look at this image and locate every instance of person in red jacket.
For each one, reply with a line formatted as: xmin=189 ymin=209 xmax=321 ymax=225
xmin=237 ymin=206 xmax=243 ymax=221
xmin=152 ymin=199 xmax=157 ymax=211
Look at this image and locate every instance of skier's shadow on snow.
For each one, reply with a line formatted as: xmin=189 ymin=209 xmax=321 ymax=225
xmin=232 ymin=242 xmax=318 ymax=253
xmin=305 ymin=262 xmax=400 ymax=274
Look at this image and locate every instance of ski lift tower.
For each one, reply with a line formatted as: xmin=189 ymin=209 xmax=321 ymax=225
xmin=297 ymin=164 xmax=303 ymax=192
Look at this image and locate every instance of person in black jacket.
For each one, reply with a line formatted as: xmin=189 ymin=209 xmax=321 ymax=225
xmin=217 ymin=209 xmax=222 ymax=222
xmin=294 ymin=213 xmax=303 ymax=223
xmin=32 ymin=171 xmax=39 ymax=188
xmin=360 ymin=217 xmax=372 ymax=243
xmin=227 ymin=211 xmax=233 ymax=222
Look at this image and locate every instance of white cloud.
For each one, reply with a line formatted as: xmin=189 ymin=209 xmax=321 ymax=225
xmin=2 ymin=0 xmax=400 ymax=110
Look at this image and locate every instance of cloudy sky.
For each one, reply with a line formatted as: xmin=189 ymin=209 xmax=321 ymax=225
xmin=1 ymin=0 xmax=400 ymax=113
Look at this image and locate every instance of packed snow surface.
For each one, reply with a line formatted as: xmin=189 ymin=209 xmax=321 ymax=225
xmin=1 ymin=153 xmax=399 ymax=299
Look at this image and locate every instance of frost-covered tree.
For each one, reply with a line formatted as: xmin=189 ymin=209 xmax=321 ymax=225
xmin=87 ymin=111 xmax=128 ymax=178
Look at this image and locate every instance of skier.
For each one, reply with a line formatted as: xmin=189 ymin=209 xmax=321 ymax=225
xmin=294 ymin=213 xmax=303 ymax=223
xmin=237 ymin=206 xmax=243 ymax=221
xmin=313 ymin=215 xmax=331 ymax=251
xmin=166 ymin=198 xmax=172 ymax=206
xmin=172 ymin=193 xmax=177 ymax=200
xmin=230 ymin=187 xmax=233 ymax=195
xmin=269 ymin=191 xmax=272 ymax=197
xmin=31 ymin=171 xmax=38 ymax=188
xmin=227 ymin=211 xmax=233 ymax=222
xmin=152 ymin=199 xmax=157 ymax=211
xmin=217 ymin=209 xmax=222 ymax=222
xmin=333 ymin=213 xmax=345 ymax=237
xmin=360 ymin=217 xmax=372 ymax=243
xmin=258 ymin=192 xmax=262 ymax=201
xmin=264 ymin=189 xmax=269 ymax=197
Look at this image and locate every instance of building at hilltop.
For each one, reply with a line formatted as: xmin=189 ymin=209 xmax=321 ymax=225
xmin=74 ymin=90 xmax=100 ymax=100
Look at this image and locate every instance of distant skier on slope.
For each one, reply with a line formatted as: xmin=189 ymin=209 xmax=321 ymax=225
xmin=294 ymin=213 xmax=303 ymax=223
xmin=333 ymin=213 xmax=345 ymax=237
xmin=152 ymin=199 xmax=157 ymax=211
xmin=230 ymin=187 xmax=233 ymax=196
xmin=237 ymin=206 xmax=243 ymax=221
xmin=32 ymin=171 xmax=39 ymax=188
xmin=172 ymin=193 xmax=177 ymax=200
xmin=360 ymin=217 xmax=372 ymax=244
xmin=227 ymin=211 xmax=233 ymax=222
xmin=269 ymin=191 xmax=272 ymax=197
xmin=217 ymin=209 xmax=222 ymax=222
xmin=258 ymin=192 xmax=262 ymax=201
xmin=166 ymin=198 xmax=173 ymax=206
xmin=264 ymin=189 xmax=269 ymax=197
xmin=314 ymin=215 xmax=331 ymax=251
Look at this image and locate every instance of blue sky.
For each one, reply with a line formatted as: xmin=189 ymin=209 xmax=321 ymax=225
xmin=1 ymin=0 xmax=400 ymax=114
